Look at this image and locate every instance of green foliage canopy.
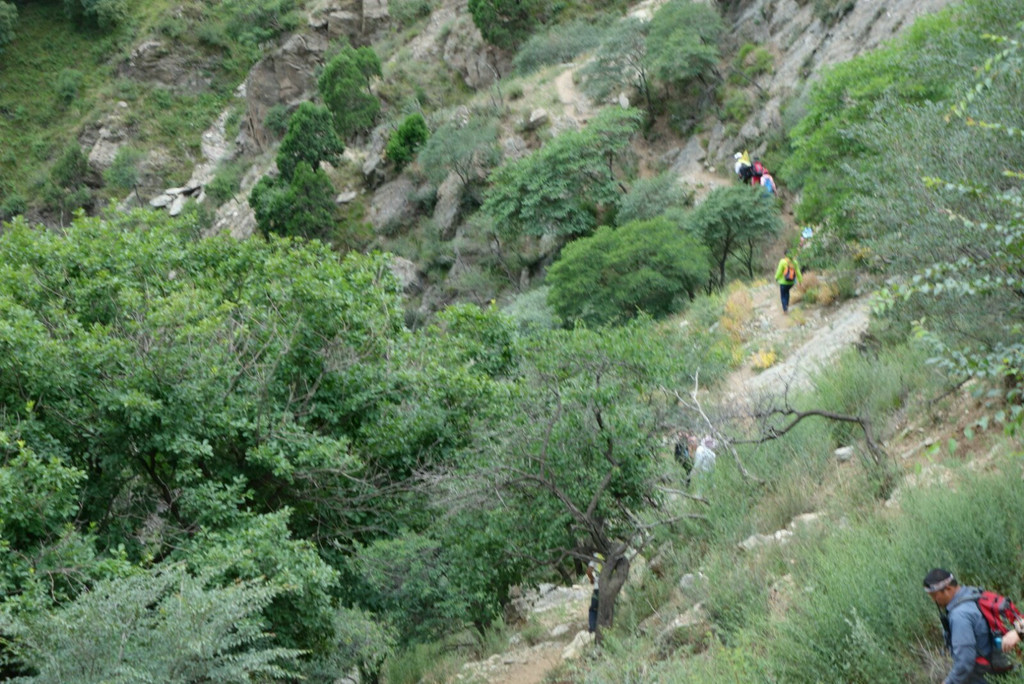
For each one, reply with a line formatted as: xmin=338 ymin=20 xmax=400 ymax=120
xmin=385 ymin=112 xmax=429 ymax=171
xmin=0 ymin=2 xmax=16 ymax=54
xmin=277 ymin=102 xmax=345 ymax=181
xmin=482 ymin=107 xmax=643 ymax=239
xmin=250 ymin=161 xmax=338 ymax=239
xmin=688 ymin=185 xmax=783 ymax=288
xmin=417 ymin=115 xmax=500 ymax=189
xmin=467 ymin=0 xmax=543 ymax=51
xmin=646 ymin=0 xmax=724 ymax=89
xmin=579 ymin=18 xmax=652 ymax=113
xmin=318 ymin=45 xmax=382 ymax=139
xmin=546 ymin=217 xmax=709 ymax=326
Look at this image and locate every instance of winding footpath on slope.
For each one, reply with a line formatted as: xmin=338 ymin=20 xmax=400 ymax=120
xmin=723 ymin=283 xmax=872 ymax=402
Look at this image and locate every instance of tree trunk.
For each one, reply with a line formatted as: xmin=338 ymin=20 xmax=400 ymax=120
xmin=594 ymin=553 xmax=630 ymax=644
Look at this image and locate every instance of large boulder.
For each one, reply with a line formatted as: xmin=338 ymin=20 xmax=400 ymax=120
xmin=368 ymin=176 xmax=417 ymax=234
xmin=241 ymin=33 xmax=328 ymax=154
xmin=432 ymin=172 xmax=464 ymax=238
xmin=388 ymin=255 xmax=425 ymax=294
xmin=308 ymin=0 xmax=391 ymax=47
xmin=118 ymin=38 xmax=218 ymax=93
xmin=441 ymin=14 xmax=512 ymax=90
xmin=709 ymin=0 xmax=958 ymax=166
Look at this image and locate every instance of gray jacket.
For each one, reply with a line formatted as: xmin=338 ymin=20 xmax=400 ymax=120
xmin=942 ymin=586 xmax=993 ymax=684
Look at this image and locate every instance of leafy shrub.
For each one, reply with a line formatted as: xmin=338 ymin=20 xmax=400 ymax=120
xmin=249 ymin=162 xmax=339 ymax=239
xmin=389 ymin=0 xmax=432 ymax=28
xmin=467 ymin=0 xmax=544 ymax=50
xmin=502 ymin=287 xmax=561 ymax=334
xmin=616 ymin=172 xmax=692 ymax=225
xmin=511 ymin=16 xmax=614 ymax=75
xmin=383 ymin=641 xmax=458 ymax=684
xmin=277 ymin=102 xmax=345 ymax=180
xmin=721 ymin=87 xmax=753 ymax=123
xmin=417 ymin=115 xmax=500 ymax=188
xmin=102 ymin=146 xmax=144 ymax=192
xmin=812 ymin=0 xmax=855 ymax=26
xmin=264 ymin=104 xmax=291 ymax=137
xmin=318 ymin=45 xmax=382 ymax=139
xmin=0 ymin=564 xmax=303 ymax=681
xmin=63 ymin=0 xmax=128 ymax=29
xmin=647 ymin=0 xmax=724 ymax=89
xmin=215 ymin=0 xmax=300 ymax=46
xmin=205 ymin=158 xmax=248 ymax=205
xmin=385 ymin=112 xmax=429 ymax=170
xmin=0 ymin=191 xmax=26 ymax=220
xmin=0 ymin=1 xmax=16 ymax=55
xmin=56 ymin=69 xmax=84 ymax=105
xmin=484 ymin=107 xmax=642 ymax=239
xmin=546 ymin=216 xmax=710 ymax=326
xmin=732 ymin=43 xmax=774 ymax=83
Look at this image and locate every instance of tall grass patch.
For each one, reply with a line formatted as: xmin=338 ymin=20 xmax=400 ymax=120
xmin=767 ymin=471 xmax=1024 ymax=682
xmin=809 ymin=343 xmax=939 ymax=447
xmin=511 ymin=16 xmax=615 ymax=75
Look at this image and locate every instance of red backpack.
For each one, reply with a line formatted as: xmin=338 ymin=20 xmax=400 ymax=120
xmin=975 ymin=591 xmax=1022 ymax=673
xmin=978 ymin=590 xmax=1024 ymax=637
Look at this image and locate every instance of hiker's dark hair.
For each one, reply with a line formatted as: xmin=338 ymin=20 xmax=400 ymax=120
xmin=924 ymin=568 xmax=957 ymax=591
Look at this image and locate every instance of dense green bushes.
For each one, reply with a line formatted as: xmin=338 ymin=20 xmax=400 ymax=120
xmin=546 ymin=217 xmax=709 ymax=326
xmin=0 ymin=209 xmax=737 ymax=678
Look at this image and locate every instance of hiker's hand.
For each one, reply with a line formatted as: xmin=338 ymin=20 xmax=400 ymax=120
xmin=1002 ymin=629 xmax=1020 ymax=652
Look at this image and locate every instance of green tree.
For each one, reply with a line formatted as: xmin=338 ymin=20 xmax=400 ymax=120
xmin=782 ymin=15 xmax=958 ymax=227
xmin=467 ymin=0 xmax=543 ymax=51
xmin=277 ymin=102 xmax=345 ymax=181
xmin=318 ymin=46 xmax=382 ymax=139
xmin=876 ymin=20 xmax=1024 ymax=427
xmin=0 ymin=1 xmax=16 ymax=54
xmin=688 ymin=185 xmax=783 ymax=289
xmin=483 ymin=107 xmax=643 ymax=239
xmin=615 ymin=172 xmax=693 ymax=225
xmin=216 ymin=0 xmax=300 ymax=46
xmin=461 ymin=322 xmax=696 ymax=640
xmin=249 ymin=162 xmax=338 ymax=239
xmin=646 ymin=0 xmax=724 ymax=92
xmin=0 ymin=211 xmax=518 ymax=670
xmin=417 ymin=116 xmax=501 ymax=204
xmin=102 ymin=146 xmax=144 ymax=194
xmin=546 ymin=217 xmax=709 ymax=326
xmin=45 ymin=145 xmax=92 ymax=222
xmin=385 ymin=112 xmax=429 ymax=171
xmin=62 ymin=0 xmax=128 ymax=29
xmin=1 ymin=564 xmax=303 ymax=682
xmin=579 ymin=18 xmax=653 ymax=114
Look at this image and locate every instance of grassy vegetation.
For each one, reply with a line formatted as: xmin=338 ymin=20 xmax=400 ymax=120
xmin=0 ymin=0 xmax=302 ymax=217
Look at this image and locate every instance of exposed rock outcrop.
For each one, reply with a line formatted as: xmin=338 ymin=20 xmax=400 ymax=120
xmin=711 ymin=0 xmax=957 ymax=162
xmin=241 ymin=33 xmax=328 ymax=154
xmin=118 ymin=38 xmax=219 ymax=93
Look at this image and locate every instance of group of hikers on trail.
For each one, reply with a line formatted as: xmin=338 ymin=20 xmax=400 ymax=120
xmin=734 ymin=150 xmax=776 ymax=197
xmin=735 ymin=150 xmax=798 ymax=311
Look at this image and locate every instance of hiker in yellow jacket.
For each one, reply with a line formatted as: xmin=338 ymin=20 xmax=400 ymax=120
xmin=774 ymin=250 xmax=803 ymax=314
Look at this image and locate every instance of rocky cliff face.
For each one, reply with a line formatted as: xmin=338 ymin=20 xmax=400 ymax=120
xmin=120 ymin=0 xmax=959 ymax=248
xmin=705 ymin=0 xmax=956 ymax=163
